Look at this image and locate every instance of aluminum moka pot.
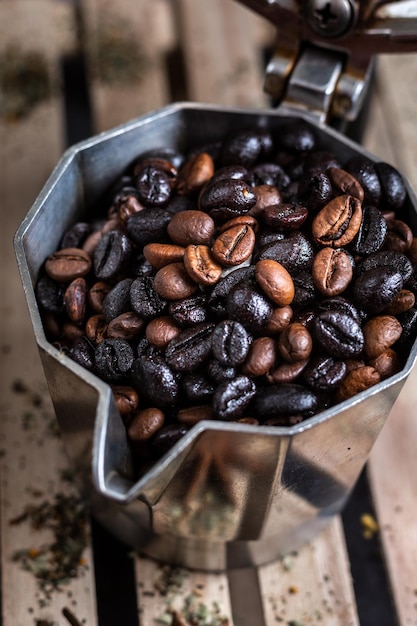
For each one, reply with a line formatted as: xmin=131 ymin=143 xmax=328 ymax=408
xmin=14 ymin=1 xmax=417 ymax=571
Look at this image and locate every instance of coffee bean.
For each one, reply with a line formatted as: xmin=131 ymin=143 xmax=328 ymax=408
xmin=263 ymin=202 xmax=308 ymax=232
xmin=226 ymin=281 xmax=273 ymax=333
xmin=242 ymin=336 xmax=276 ymax=377
xmin=199 ymin=178 xmax=257 ymax=222
xmin=256 ymin=231 xmax=314 ymax=273
xmin=345 ymin=155 xmax=381 ymax=207
xmin=183 ymin=245 xmax=223 ymax=284
xmin=312 ymin=247 xmax=353 ymax=297
xmin=211 ymin=320 xmax=251 ymax=366
xmin=177 ymin=404 xmax=214 ymax=425
xmin=88 ymin=281 xmax=112 ymax=313
xmin=182 ymin=373 xmax=215 ymax=403
xmin=135 ymin=165 xmax=172 ymax=206
xmin=278 ymin=322 xmax=312 ymax=363
xmin=45 ymin=247 xmax=92 ymax=282
xmin=145 ymin=316 xmax=181 ymax=348
xmin=143 ymin=243 xmax=185 ymax=269
xmin=212 ymin=224 xmax=255 ymax=266
xmin=385 ymin=219 xmax=413 ymax=253
xmin=314 ymin=310 xmax=364 ymax=358
xmin=266 ymin=359 xmax=309 ymax=384
xmin=167 ymin=210 xmax=215 ymax=247
xmin=153 ymin=262 xmax=199 ymax=300
xmin=131 ymin=353 xmax=179 ymax=407
xmin=277 ymin=121 xmax=317 ymax=154
xmin=102 ymin=278 xmax=133 ymax=322
xmin=165 ymin=322 xmax=215 ymax=372
xmin=335 ymin=366 xmax=381 ymax=402
xmin=252 ymin=383 xmax=318 ymax=420
xmin=368 ymin=349 xmax=401 ymax=379
xmin=246 ymin=162 xmax=290 ymax=189
xmin=177 ymin=152 xmax=215 ymax=195
xmin=208 ymin=265 xmax=256 ymax=317
xmin=112 ymin=385 xmax=139 ymax=416
xmin=36 ymin=273 xmax=65 ymax=315
xmin=207 ymin=359 xmax=236 ymax=383
xmin=86 ymin=314 xmax=107 ymax=344
xmin=95 ymin=338 xmax=135 ymax=383
xmin=297 ymin=171 xmax=332 ymax=212
xmin=130 ymin=276 xmax=168 ymax=318
xmin=61 ymin=222 xmax=92 ymax=249
xmin=353 ymin=267 xmax=403 ymax=314
xmin=375 ymin=162 xmax=406 ymax=212
xmin=362 ymin=315 xmax=403 ymax=359
xmin=70 ymin=336 xmax=95 ymax=371
xmin=220 ymin=128 xmax=273 ymax=168
xmin=326 ymin=167 xmax=364 ymax=202
xmin=128 ymin=407 xmax=165 ymax=441
xmin=255 ymin=259 xmax=295 ymax=306
xmin=150 ymin=424 xmax=189 ymax=458
xmin=351 ymin=206 xmax=387 ymax=255
xmin=312 ymin=195 xmax=362 ymax=247
xmin=106 ymin=312 xmax=145 ymax=341
xmin=126 ymin=208 xmax=171 ymax=247
xmin=265 ymin=305 xmax=293 ymax=334
xmin=303 ymin=356 xmax=346 ymax=392
xmin=212 ymin=375 xmax=256 ymax=420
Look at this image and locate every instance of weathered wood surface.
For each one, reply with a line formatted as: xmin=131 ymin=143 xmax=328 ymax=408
xmin=1 ymin=1 xmax=417 ymax=625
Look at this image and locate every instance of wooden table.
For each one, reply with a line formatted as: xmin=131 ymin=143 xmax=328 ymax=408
xmin=1 ymin=1 xmax=417 ymax=624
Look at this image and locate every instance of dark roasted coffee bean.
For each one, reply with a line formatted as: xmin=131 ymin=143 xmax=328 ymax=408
xmin=36 ymin=273 xmax=65 ymax=315
xmin=212 ymin=375 xmax=256 ymax=420
xmin=226 ymin=281 xmax=273 ymax=333
xmin=314 ymin=310 xmax=364 ymax=358
xmin=211 ymin=320 xmax=251 ymax=366
xmin=126 ymin=208 xmax=171 ymax=247
xmin=246 ymin=163 xmax=290 ymax=189
xmin=169 ymin=295 xmax=209 ymax=327
xmin=128 ymin=407 xmax=165 ymax=441
xmin=277 ymin=121 xmax=317 ymax=153
xmin=183 ymin=373 xmax=215 ymax=403
xmin=102 ymin=278 xmax=133 ymax=322
xmin=183 ymin=245 xmax=223 ymax=284
xmin=345 ymin=155 xmax=381 ymax=207
xmin=278 ymin=322 xmax=312 ymax=363
xmin=255 ymin=259 xmax=295 ymax=306
xmin=297 ymin=171 xmax=332 ymax=213
xmin=263 ymin=203 xmax=308 ymax=232
xmin=112 ymin=385 xmax=139 ymax=416
xmin=150 ymin=424 xmax=189 ymax=458
xmin=115 ymin=191 xmax=144 ymax=223
xmin=133 ymin=157 xmax=178 ymax=185
xmin=351 ymin=206 xmax=387 ymax=255
xmin=375 ymin=161 xmax=406 ymax=212
xmin=312 ymin=247 xmax=353 ymax=296
xmin=292 ymin=271 xmax=317 ymax=308
xmin=135 ymin=165 xmax=172 ymax=206
xmin=153 ymin=262 xmax=199 ymax=300
xmin=318 ymin=296 xmax=362 ymax=325
xmin=396 ymin=307 xmax=417 ymax=356
xmin=94 ymin=338 xmax=134 ymax=383
xmin=199 ymin=178 xmax=257 ymax=222
xmin=61 ymin=222 xmax=92 ymax=249
xmin=256 ymin=231 xmax=314 ymax=272
xmin=167 ymin=210 xmax=215 ymax=246
xmin=251 ymin=184 xmax=282 ymax=217
xmin=220 ymin=128 xmax=273 ymax=168
xmin=252 ymin=383 xmax=318 ymax=420
xmin=165 ymin=322 xmax=215 ymax=372
xmin=212 ymin=224 xmax=255 ymax=266
xmin=383 ymin=289 xmax=415 ymax=315
xmin=312 ymin=195 xmax=362 ymax=248
xmin=131 ymin=353 xmax=179 ymax=406
xmin=130 ymin=276 xmax=168 ymax=319
xmin=70 ymin=336 xmax=95 ymax=370
xmin=45 ymin=247 xmax=92 ymax=282
xmin=242 ymin=336 xmax=276 ymax=377
xmin=64 ymin=277 xmax=87 ymax=325
xmin=210 ymin=164 xmax=248 ymax=183
xmin=93 ymin=230 xmax=132 ymax=281
xmin=207 ymin=359 xmax=236 ymax=383
xmin=353 ymin=266 xmax=403 ymax=314
xmin=303 ymin=356 xmax=346 ymax=392
xmin=135 ymin=147 xmax=184 ymax=171
xmin=304 ymin=150 xmax=340 ymax=173
xmin=357 ymin=250 xmax=413 ymax=282
xmin=208 ymin=265 xmax=256 ymax=317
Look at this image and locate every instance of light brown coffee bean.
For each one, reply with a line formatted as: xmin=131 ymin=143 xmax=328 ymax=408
xmin=177 ymin=404 xmax=214 ymax=425
xmin=385 ymin=219 xmax=413 ymax=252
xmin=335 ymin=366 xmax=380 ymax=402
xmin=368 ymin=348 xmax=402 ymax=379
xmin=363 ymin=315 xmax=403 ymax=359
xmin=219 ymin=215 xmax=259 ymax=233
xmin=183 ymin=245 xmax=223 ymax=285
xmin=128 ymin=407 xmax=165 ymax=441
xmin=250 ymin=184 xmax=282 ymax=217
xmin=64 ymin=277 xmax=87 ymax=324
xmin=145 ymin=316 xmax=181 ymax=348
xmin=143 ymin=243 xmax=185 ymax=269
xmin=383 ymin=289 xmax=415 ymax=315
xmin=86 ymin=314 xmax=108 ymax=344
xmin=327 ymin=167 xmax=364 ymax=201
xmin=112 ymin=385 xmax=139 ymax=416
xmin=154 ymin=262 xmax=199 ymax=299
xmin=264 ymin=305 xmax=293 ymax=334
xmin=167 ymin=210 xmax=215 ymax=246
xmin=88 ymin=281 xmax=112 ymax=313
xmin=45 ymin=248 xmax=92 ymax=282
xmin=266 ymin=359 xmax=309 ymax=384
xmin=177 ymin=152 xmax=215 ymax=195
xmin=255 ymin=259 xmax=295 ymax=306
xmin=312 ymin=195 xmax=362 ymax=247
xmin=106 ymin=312 xmax=145 ymax=340
xmin=212 ymin=224 xmax=255 ymax=266
xmin=242 ymin=337 xmax=277 ymax=377
xmin=278 ymin=322 xmax=313 ymax=363
xmin=312 ymin=247 xmax=353 ymax=296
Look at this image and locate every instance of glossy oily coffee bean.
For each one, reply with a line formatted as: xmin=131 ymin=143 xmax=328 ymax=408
xmin=375 ymin=161 xmax=406 ymax=212
xmin=126 ymin=208 xmax=171 ymax=247
xmin=212 ymin=375 xmax=256 ymax=420
xmin=277 ymin=121 xmax=317 ymax=154
xmin=208 ymin=265 xmax=256 ymax=317
xmin=131 ymin=354 xmax=179 ymax=407
xmin=246 ymin=162 xmax=290 ymax=189
xmin=211 ymin=320 xmax=252 ymax=366
xmin=182 ymin=373 xmax=215 ymax=403
xmin=220 ymin=128 xmax=273 ymax=168
xmin=297 ymin=171 xmax=332 ymax=213
xmin=94 ymin=338 xmax=134 ymax=383
xmin=353 ymin=267 xmax=403 ymax=314
xmin=93 ymin=230 xmax=132 ymax=281
xmin=326 ymin=167 xmax=364 ymax=202
xmin=130 ymin=276 xmax=168 ymax=319
xmin=357 ymin=250 xmax=413 ymax=283
xmin=312 ymin=247 xmax=353 ymax=297
xmin=226 ymin=281 xmax=273 ymax=333
xmin=61 ymin=222 xmax=92 ymax=249
xmin=169 ymin=295 xmax=208 ymax=327
xmin=314 ymin=310 xmax=364 ymax=358
xmin=199 ymin=178 xmax=257 ymax=221
xmin=36 ymin=274 xmax=65 ymax=315
xmin=312 ymin=195 xmax=362 ymax=247
xmin=207 ymin=359 xmax=236 ymax=383
xmin=165 ymin=322 xmax=215 ymax=372
xmin=135 ymin=165 xmax=172 ymax=206
xmin=64 ymin=277 xmax=87 ymax=324
xmin=106 ymin=312 xmax=145 ymax=341
xmin=303 ymin=356 xmax=346 ymax=392
xmin=45 ymin=247 xmax=92 ymax=282
xmin=263 ymin=202 xmax=308 ymax=232
xmin=345 ymin=155 xmax=381 ymax=207
xmin=102 ymin=278 xmax=133 ymax=322
xmin=257 ymin=231 xmax=314 ymax=273
xmin=351 ymin=206 xmax=387 ymax=255
xmin=252 ymin=383 xmax=318 ymax=420
xmin=70 ymin=336 xmax=95 ymax=371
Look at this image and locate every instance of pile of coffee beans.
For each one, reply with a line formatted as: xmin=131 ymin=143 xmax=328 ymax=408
xmin=36 ymin=120 xmax=417 ymax=476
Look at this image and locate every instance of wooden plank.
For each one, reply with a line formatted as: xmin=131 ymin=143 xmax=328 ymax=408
xmin=365 ymin=54 xmax=417 ymax=626
xmin=176 ymin=0 xmax=273 ymax=107
xmin=80 ymin=0 xmax=175 ymax=132
xmin=258 ymin=518 xmax=359 ymax=626
xmin=0 ymin=2 xmax=98 ymax=625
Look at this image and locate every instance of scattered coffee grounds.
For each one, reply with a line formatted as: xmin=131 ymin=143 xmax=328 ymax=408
xmin=35 ymin=121 xmax=417 ymax=477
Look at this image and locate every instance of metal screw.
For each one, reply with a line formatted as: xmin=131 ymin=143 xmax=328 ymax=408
xmin=304 ymin=0 xmax=356 ymax=38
